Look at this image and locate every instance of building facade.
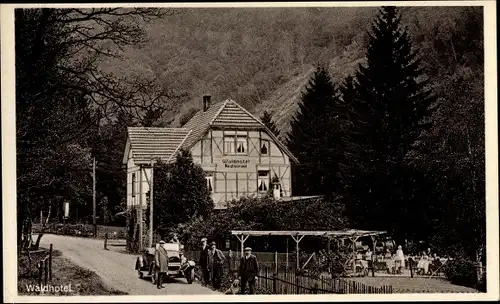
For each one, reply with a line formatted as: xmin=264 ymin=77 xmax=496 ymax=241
xmin=122 ymin=97 xmax=299 ymax=210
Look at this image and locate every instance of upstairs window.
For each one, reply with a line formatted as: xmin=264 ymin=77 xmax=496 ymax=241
xmin=223 ymin=135 xmax=248 ymax=155
xmin=260 ymin=139 xmax=270 ymax=155
xmin=205 ymin=172 xmax=214 ymax=193
xmin=258 ymin=170 xmax=269 ymax=192
xmin=236 ymin=136 xmax=247 ymax=154
xmin=224 ymin=136 xmax=235 ymax=154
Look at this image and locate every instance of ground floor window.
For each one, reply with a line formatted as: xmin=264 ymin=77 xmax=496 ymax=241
xmin=132 ymin=173 xmax=136 ymax=197
xmin=258 ymin=170 xmax=269 ymax=192
xmin=206 ymin=172 xmax=214 ymax=193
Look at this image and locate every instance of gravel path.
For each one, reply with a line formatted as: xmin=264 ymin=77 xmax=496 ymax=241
xmin=39 ymin=234 xmax=221 ymax=295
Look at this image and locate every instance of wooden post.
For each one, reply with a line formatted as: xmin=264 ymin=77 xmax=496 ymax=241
xmin=296 ymin=238 xmax=299 ymax=270
xmin=49 ymin=244 xmax=53 ymax=281
xmin=44 ymin=258 xmax=48 ymax=285
xmin=93 ymin=157 xmax=97 ymax=238
xmin=40 ymin=210 xmax=43 ymax=226
xmin=104 ymin=232 xmax=108 ymax=250
xmin=148 ymin=159 xmax=154 ymax=248
xmin=285 ymin=237 xmax=289 ymax=274
xmin=272 ymin=274 xmax=277 ymax=294
xmin=409 ymin=257 xmax=414 ymax=278
xmin=274 ymin=251 xmax=278 ymax=275
xmin=295 ymin=273 xmax=299 ymax=294
xmin=370 ymin=235 xmax=376 ymax=277
xmin=138 ymin=166 xmax=143 ymax=252
xmin=38 ymin=261 xmax=43 ymax=289
xmin=292 ymin=234 xmax=304 ymax=270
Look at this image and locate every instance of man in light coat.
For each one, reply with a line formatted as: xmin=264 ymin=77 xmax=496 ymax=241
xmin=155 ymin=240 xmax=169 ymax=289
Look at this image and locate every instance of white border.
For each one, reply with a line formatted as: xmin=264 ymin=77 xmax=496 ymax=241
xmin=1 ymin=1 xmax=498 ymax=302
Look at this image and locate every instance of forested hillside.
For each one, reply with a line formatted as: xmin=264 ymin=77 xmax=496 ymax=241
xmin=101 ymin=6 xmax=480 ymax=139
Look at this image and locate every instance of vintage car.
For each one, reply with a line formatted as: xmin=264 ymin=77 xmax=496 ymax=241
xmin=135 ymin=242 xmax=195 ymax=284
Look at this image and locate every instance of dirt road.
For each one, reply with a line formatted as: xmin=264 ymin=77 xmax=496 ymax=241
xmin=39 ymin=234 xmax=221 ymax=295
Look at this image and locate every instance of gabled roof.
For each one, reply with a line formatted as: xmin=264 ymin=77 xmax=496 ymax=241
xmin=123 ymin=127 xmax=191 ymax=165
xmin=181 ymin=99 xmax=299 ymax=163
xmin=124 ymin=100 xmax=299 ymax=165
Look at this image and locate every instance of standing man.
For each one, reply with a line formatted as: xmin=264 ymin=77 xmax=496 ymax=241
xmin=199 ymin=237 xmax=210 ymax=286
xmin=239 ymin=247 xmax=259 ymax=295
xmin=208 ymin=241 xmax=226 ymax=289
xmin=154 ymin=240 xmax=169 ymax=289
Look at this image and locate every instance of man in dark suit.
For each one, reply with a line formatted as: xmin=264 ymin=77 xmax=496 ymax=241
xmin=239 ymin=247 xmax=259 ymax=294
xmin=199 ymin=237 xmax=210 ymax=286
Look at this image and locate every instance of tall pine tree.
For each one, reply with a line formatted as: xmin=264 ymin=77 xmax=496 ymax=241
xmin=353 ymin=6 xmax=436 ymax=170
xmin=346 ymin=7 xmax=436 ymax=242
xmin=287 ymin=66 xmax=346 ymax=196
xmin=260 ymin=110 xmax=280 ymax=137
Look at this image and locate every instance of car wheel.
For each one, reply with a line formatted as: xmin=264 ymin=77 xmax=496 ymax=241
xmin=138 ymin=270 xmax=144 ymax=279
xmin=186 ymin=268 xmax=194 ymax=284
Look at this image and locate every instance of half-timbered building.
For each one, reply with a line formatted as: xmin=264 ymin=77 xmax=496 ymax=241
xmin=123 ymin=96 xmax=299 ymax=210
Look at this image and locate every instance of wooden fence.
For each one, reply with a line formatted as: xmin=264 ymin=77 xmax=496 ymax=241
xmin=254 ymin=264 xmax=392 ymax=294
xmin=33 ymin=223 xmax=126 ymax=239
xmin=36 ymin=244 xmax=54 ymax=294
xmin=186 ymin=250 xmax=392 ymax=294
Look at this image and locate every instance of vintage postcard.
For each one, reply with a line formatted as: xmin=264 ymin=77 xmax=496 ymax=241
xmin=2 ymin=1 xmax=498 ymax=302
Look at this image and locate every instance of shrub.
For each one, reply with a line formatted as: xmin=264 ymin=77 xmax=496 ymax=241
xmin=178 ymin=195 xmax=349 ymax=250
xmin=444 ymin=257 xmax=481 ymax=289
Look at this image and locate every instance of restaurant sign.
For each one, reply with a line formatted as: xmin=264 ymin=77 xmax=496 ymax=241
xmin=222 ymin=159 xmax=250 ymax=168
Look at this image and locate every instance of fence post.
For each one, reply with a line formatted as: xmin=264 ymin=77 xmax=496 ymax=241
xmin=295 ymin=273 xmax=299 ymax=294
xmin=274 ymin=251 xmax=278 ymax=276
xmin=38 ymin=261 xmax=43 ymax=292
xmin=409 ymin=257 xmax=413 ymax=278
xmin=44 ymin=258 xmax=48 ymax=285
xmin=272 ymin=273 xmax=277 ymax=294
xmin=49 ymin=243 xmax=53 ymax=281
xmin=104 ymin=232 xmax=108 ymax=250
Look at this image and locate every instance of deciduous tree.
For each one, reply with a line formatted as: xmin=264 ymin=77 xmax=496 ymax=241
xmin=153 ymin=149 xmax=214 ymax=238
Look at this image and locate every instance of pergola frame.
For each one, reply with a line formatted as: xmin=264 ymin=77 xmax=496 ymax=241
xmin=231 ymin=229 xmax=387 ymax=270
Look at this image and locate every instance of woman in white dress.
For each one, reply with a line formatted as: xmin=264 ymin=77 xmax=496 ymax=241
xmin=395 ymin=245 xmax=405 ymax=272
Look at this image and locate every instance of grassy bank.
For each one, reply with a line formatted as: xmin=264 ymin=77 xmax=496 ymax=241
xmin=18 ymin=248 xmax=127 ymax=296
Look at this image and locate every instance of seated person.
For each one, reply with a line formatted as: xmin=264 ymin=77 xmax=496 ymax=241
xmin=365 ymin=249 xmax=373 ymax=261
xmin=384 ymin=249 xmax=392 ymax=259
xmin=356 ymin=251 xmax=363 ymax=260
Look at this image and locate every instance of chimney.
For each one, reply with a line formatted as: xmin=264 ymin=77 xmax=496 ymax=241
xmin=202 ymin=95 xmax=211 ymax=112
